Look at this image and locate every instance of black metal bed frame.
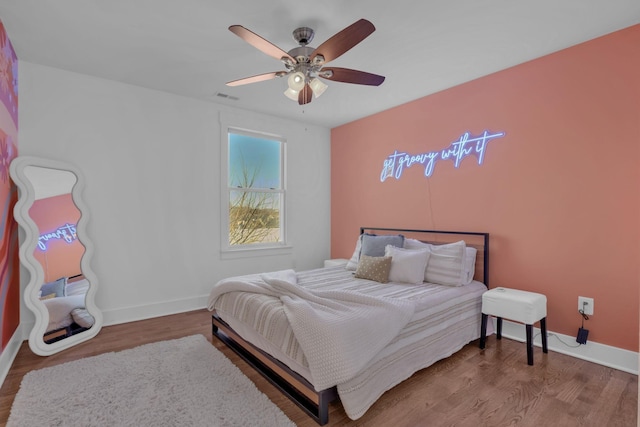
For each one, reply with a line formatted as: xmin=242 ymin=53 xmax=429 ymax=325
xmin=212 ymin=313 xmax=338 ymax=424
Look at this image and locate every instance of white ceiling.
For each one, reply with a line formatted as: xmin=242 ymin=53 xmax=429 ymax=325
xmin=0 ymin=0 xmax=638 ymax=128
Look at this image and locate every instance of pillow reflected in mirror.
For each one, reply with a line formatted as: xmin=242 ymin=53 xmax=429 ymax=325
xmin=40 ymin=277 xmax=66 ymax=298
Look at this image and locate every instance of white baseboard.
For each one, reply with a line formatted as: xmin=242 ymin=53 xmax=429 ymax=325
xmin=101 ymin=294 xmax=210 ymax=327
xmin=495 ymin=319 xmax=639 ymax=375
xmin=0 ymin=325 xmax=26 ymax=387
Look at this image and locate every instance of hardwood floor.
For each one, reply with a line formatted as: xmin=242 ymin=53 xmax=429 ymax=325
xmin=0 ymin=309 xmax=637 ymax=426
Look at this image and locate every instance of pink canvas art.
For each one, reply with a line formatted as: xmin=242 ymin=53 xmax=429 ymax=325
xmin=0 ymin=18 xmax=19 ymax=352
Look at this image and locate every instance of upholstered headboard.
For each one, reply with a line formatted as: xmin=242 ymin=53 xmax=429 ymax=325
xmin=360 ymin=227 xmax=490 ymax=288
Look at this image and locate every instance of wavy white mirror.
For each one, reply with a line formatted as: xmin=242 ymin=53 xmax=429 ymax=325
xmin=10 ymin=156 xmax=102 ymax=355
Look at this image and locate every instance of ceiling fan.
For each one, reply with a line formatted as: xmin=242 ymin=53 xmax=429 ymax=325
xmin=226 ymin=19 xmax=385 ymax=105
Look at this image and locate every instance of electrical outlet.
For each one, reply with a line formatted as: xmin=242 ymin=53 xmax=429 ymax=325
xmin=578 ymin=296 xmax=594 ymax=316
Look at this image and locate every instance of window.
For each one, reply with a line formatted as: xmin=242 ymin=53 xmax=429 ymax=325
xmin=225 ymin=129 xmax=286 ymax=250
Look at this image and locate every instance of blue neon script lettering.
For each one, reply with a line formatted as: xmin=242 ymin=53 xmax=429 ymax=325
xmin=380 ymin=130 xmax=505 ymax=181
xmin=38 ymin=223 xmax=77 ymax=251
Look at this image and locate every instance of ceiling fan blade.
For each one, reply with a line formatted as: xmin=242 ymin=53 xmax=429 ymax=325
xmin=310 ymin=19 xmax=375 ymax=64
xmin=229 ymin=25 xmax=295 ymax=63
xmin=320 ymin=67 xmax=385 ymax=86
xmin=298 ymin=83 xmax=312 ymax=105
xmin=226 ymin=71 xmax=287 ymax=87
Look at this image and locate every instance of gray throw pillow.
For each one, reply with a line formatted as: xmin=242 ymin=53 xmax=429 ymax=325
xmin=40 ymin=277 xmax=66 ymax=298
xmin=360 ymin=234 xmax=405 ymax=257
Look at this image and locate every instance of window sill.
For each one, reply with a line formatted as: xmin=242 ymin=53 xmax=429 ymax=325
xmin=220 ymin=244 xmax=293 ymax=260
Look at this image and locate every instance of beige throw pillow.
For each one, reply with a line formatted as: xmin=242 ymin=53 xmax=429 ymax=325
xmin=354 ymin=255 xmax=392 ymax=283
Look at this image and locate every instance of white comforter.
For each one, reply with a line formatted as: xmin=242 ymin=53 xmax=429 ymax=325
xmin=207 ymin=269 xmax=415 ymax=390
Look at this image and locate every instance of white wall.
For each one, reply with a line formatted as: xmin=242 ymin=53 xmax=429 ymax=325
xmin=17 ymin=62 xmax=331 ymax=327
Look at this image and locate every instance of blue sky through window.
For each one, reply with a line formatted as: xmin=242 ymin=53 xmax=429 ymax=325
xmin=229 ymin=133 xmax=281 ymax=189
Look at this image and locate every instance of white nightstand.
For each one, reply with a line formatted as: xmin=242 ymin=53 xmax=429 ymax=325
xmin=324 ymin=258 xmax=349 ymax=268
xmin=480 ymin=287 xmax=548 ymax=366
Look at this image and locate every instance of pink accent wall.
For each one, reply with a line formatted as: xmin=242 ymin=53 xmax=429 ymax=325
xmin=331 ymin=25 xmax=639 ymax=352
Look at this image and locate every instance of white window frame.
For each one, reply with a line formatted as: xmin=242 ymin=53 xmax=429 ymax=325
xmin=220 ymin=117 xmax=290 ymax=258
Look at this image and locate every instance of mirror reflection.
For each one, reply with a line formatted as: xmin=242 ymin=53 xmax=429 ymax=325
xmin=23 ymin=166 xmax=95 ymax=344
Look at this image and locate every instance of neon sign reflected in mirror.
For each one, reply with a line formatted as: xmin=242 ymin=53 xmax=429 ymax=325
xmin=380 ymin=130 xmax=505 ymax=181
xmin=38 ymin=223 xmax=78 ymax=251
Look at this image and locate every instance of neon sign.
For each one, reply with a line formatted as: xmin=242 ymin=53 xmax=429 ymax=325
xmin=38 ymin=223 xmax=77 ymax=251
xmin=380 ymin=130 xmax=505 ymax=181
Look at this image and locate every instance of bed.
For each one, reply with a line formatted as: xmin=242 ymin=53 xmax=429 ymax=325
xmin=208 ymin=228 xmax=490 ymax=424
xmin=40 ymin=275 xmax=96 ymax=343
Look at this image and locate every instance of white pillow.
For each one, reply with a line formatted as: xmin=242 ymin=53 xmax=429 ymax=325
xmin=71 ymin=308 xmax=95 ymax=328
xmin=42 ymin=294 xmax=85 ymax=331
xmin=345 ymin=235 xmax=364 ymax=271
xmin=404 ymin=238 xmax=430 ymax=250
xmin=463 ymin=247 xmax=478 ymax=284
xmin=384 ymin=245 xmax=430 ymax=285
xmin=425 ymin=240 xmax=467 ymax=286
xmin=404 ymin=239 xmax=470 ymax=286
xmin=405 ymin=239 xmax=475 ymax=285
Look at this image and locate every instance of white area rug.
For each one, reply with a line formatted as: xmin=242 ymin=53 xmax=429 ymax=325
xmin=8 ymin=335 xmax=295 ymax=427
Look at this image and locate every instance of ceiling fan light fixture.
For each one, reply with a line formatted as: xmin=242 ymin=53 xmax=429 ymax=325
xmin=283 ymin=87 xmax=299 ymax=101
xmin=228 ymin=20 xmax=384 ymax=105
xmin=319 ymin=69 xmax=334 ymax=79
xmin=287 ymin=72 xmax=306 ymax=91
xmin=309 ymin=78 xmax=328 ymax=98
